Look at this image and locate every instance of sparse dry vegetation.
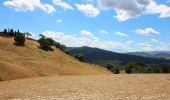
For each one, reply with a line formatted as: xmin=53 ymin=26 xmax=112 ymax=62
xmin=0 ymin=74 xmax=170 ymax=99
xmin=0 ymin=36 xmax=111 ymax=81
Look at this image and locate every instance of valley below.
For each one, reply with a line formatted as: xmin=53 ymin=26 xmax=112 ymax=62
xmin=0 ymin=74 xmax=170 ymax=100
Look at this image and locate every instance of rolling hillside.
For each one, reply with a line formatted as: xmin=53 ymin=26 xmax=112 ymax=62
xmin=68 ymin=46 xmax=170 ymax=66
xmin=0 ymin=36 xmax=111 ymax=81
xmin=126 ymin=51 xmax=170 ymax=60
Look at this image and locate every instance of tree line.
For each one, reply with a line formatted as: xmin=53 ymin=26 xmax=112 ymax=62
xmin=0 ymin=28 xmax=83 ymax=61
xmin=106 ymin=62 xmax=170 ymax=74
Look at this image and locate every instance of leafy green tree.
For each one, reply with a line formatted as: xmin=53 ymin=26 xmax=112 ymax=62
xmin=112 ymin=67 xmax=120 ymax=74
xmin=37 ymin=37 xmax=55 ymax=50
xmin=125 ymin=65 xmax=132 ymax=74
xmin=162 ymin=66 xmax=170 ymax=73
xmin=54 ymin=42 xmax=61 ymax=48
xmin=4 ymin=29 xmax=7 ymax=35
xmin=24 ymin=32 xmax=32 ymax=39
xmin=39 ymin=34 xmax=45 ymax=38
xmin=106 ymin=64 xmax=113 ymax=70
xmin=74 ymin=54 xmax=84 ymax=62
xmin=60 ymin=44 xmax=66 ymax=51
xmin=157 ymin=64 xmax=170 ymax=73
xmin=125 ymin=62 xmax=147 ymax=73
xmin=9 ymin=29 xmax=14 ymax=36
xmin=152 ymin=67 xmax=161 ymax=73
xmin=46 ymin=38 xmax=55 ymax=48
xmin=17 ymin=29 xmax=20 ymax=34
xmin=14 ymin=33 xmax=25 ymax=46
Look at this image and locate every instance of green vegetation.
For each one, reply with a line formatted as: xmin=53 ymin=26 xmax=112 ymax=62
xmin=38 ymin=36 xmax=55 ymax=51
xmin=112 ymin=67 xmax=120 ymax=74
xmin=106 ymin=64 xmax=120 ymax=74
xmin=126 ymin=51 xmax=170 ymax=60
xmin=37 ymin=34 xmax=67 ymax=51
xmin=67 ymin=46 xmax=170 ymax=66
xmin=0 ymin=28 xmax=170 ymax=75
xmin=0 ymin=28 xmax=32 ymax=46
xmin=125 ymin=66 xmax=132 ymax=74
xmin=74 ymin=54 xmax=84 ymax=62
xmin=106 ymin=64 xmax=113 ymax=70
xmin=124 ymin=62 xmax=170 ymax=73
xmin=0 ymin=34 xmax=111 ymax=81
xmin=14 ymin=33 xmax=25 ymax=46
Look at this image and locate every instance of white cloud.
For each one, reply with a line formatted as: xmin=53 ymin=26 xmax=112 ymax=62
xmin=115 ymin=31 xmax=128 ymax=37
xmin=75 ymin=4 xmax=100 ymax=17
xmin=52 ymin=0 xmax=73 ymax=10
xmin=139 ymin=42 xmax=152 ymax=51
xmin=135 ymin=28 xmax=160 ymax=36
xmin=126 ymin=41 xmax=135 ymax=45
xmin=40 ymin=30 xmax=170 ymax=52
xmin=97 ymin=0 xmax=170 ymax=21
xmin=98 ymin=0 xmax=142 ymax=21
xmin=80 ymin=30 xmax=93 ymax=37
xmin=56 ymin=19 xmax=63 ymax=23
xmin=41 ymin=30 xmax=135 ymax=52
xmin=99 ymin=30 xmax=108 ymax=34
xmin=139 ymin=41 xmax=170 ymax=51
xmin=145 ymin=0 xmax=170 ymax=18
xmin=3 ymin=0 xmax=56 ymax=14
xmin=39 ymin=4 xmax=56 ymax=14
xmin=150 ymin=38 xmax=159 ymax=43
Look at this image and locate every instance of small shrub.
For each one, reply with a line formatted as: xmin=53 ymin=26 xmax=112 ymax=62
xmin=125 ymin=66 xmax=132 ymax=74
xmin=37 ymin=37 xmax=55 ymax=51
xmin=60 ymin=44 xmax=66 ymax=51
xmin=54 ymin=42 xmax=61 ymax=48
xmin=106 ymin=64 xmax=113 ymax=70
xmin=112 ymin=67 xmax=120 ymax=74
xmin=14 ymin=33 xmax=25 ymax=46
xmin=74 ymin=54 xmax=84 ymax=62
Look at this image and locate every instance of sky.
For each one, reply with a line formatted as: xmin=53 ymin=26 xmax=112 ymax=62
xmin=0 ymin=0 xmax=170 ymax=52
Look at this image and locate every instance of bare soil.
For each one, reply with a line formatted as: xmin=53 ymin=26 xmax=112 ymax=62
xmin=0 ymin=74 xmax=170 ymax=100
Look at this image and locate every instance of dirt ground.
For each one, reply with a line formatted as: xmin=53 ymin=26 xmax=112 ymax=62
xmin=0 ymin=74 xmax=170 ymax=100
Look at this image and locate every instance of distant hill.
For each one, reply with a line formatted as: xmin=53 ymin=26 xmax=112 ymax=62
xmin=126 ymin=51 xmax=170 ymax=60
xmin=0 ymin=37 xmax=111 ymax=81
xmin=68 ymin=46 xmax=170 ymax=66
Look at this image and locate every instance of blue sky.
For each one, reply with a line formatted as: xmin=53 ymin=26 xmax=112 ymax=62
xmin=0 ymin=0 xmax=170 ymax=52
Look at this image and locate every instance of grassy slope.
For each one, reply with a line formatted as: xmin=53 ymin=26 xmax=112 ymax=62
xmin=0 ymin=36 xmax=111 ymax=80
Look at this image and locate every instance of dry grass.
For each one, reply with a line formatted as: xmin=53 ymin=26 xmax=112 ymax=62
xmin=0 ymin=36 xmax=111 ymax=80
xmin=0 ymin=74 xmax=169 ymax=99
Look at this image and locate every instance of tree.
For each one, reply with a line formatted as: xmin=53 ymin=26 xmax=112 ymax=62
xmin=14 ymin=33 xmax=25 ymax=46
xmin=60 ymin=44 xmax=66 ymax=51
xmin=106 ymin=64 xmax=113 ymax=70
xmin=74 ymin=54 xmax=84 ymax=62
xmin=54 ymin=42 xmax=61 ymax=48
xmin=17 ymin=29 xmax=20 ymax=34
xmin=24 ymin=32 xmax=32 ymax=39
xmin=112 ymin=67 xmax=120 ymax=74
xmin=9 ymin=29 xmax=14 ymax=36
xmin=39 ymin=34 xmax=45 ymax=38
xmin=46 ymin=38 xmax=55 ymax=48
xmin=37 ymin=37 xmax=55 ymax=50
xmin=125 ymin=66 xmax=132 ymax=74
xmin=4 ymin=29 xmax=7 ymax=35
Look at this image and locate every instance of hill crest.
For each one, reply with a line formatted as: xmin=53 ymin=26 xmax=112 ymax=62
xmin=0 ymin=36 xmax=111 ymax=81
xmin=68 ymin=46 xmax=170 ymax=66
